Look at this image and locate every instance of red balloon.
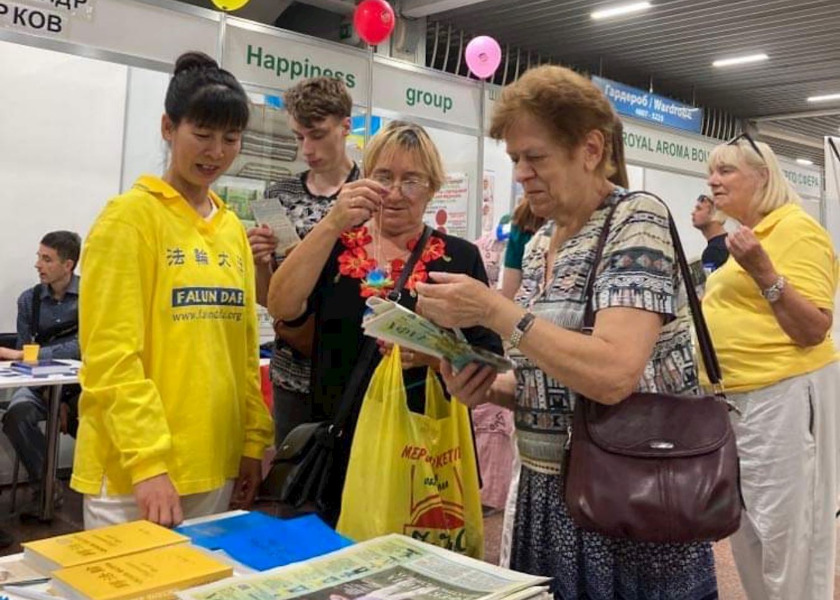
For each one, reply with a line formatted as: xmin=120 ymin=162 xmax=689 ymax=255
xmin=354 ymin=0 xmax=396 ymax=46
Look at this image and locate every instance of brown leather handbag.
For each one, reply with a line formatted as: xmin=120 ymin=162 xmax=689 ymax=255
xmin=564 ymin=193 xmax=742 ymax=544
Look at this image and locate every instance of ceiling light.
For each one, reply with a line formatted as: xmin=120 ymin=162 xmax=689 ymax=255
xmin=591 ymin=2 xmax=652 ymax=20
xmin=712 ymin=54 xmax=769 ymax=68
xmin=808 ymin=93 xmax=840 ymax=103
xmin=796 ymin=159 xmax=814 ymax=166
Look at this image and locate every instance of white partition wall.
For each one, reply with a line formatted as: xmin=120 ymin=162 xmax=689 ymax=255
xmin=626 ymin=164 xmax=645 ymax=190
xmin=0 ymin=40 xmax=127 ymax=332
xmin=121 ymin=66 xmax=171 ymax=192
xmin=642 ymin=170 xmax=714 ymax=260
xmin=483 ymin=139 xmax=515 ymax=233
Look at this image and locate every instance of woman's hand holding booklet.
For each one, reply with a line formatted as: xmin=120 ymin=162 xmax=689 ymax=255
xmin=362 ymin=297 xmax=513 ymax=372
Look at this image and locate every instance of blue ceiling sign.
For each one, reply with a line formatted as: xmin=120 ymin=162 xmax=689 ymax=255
xmin=593 ymin=76 xmax=703 ymax=134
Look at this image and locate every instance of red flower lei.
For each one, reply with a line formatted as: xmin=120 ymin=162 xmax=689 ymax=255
xmin=337 ymin=226 xmax=448 ymax=298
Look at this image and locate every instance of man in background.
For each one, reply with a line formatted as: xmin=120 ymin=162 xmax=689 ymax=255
xmin=1 ymin=231 xmax=82 ymax=522
xmin=691 ymin=194 xmax=729 ymax=272
xmin=247 ymin=77 xmax=359 ymax=447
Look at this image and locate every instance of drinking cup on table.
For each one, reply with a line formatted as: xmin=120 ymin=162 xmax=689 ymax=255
xmin=22 ymin=344 xmax=40 ymax=363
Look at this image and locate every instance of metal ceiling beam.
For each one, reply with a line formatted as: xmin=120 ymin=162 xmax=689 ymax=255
xmin=754 ymin=108 xmax=840 ymax=122
xmin=176 ymin=0 xmax=293 ymax=23
xmin=296 ymin=0 xmax=355 ymax=15
xmin=401 ymin=0 xmax=494 ymax=18
xmin=756 ymin=123 xmax=825 ymax=149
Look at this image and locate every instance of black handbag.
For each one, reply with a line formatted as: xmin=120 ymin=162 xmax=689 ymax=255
xmin=260 ymin=226 xmax=433 ymax=513
xmin=564 ymin=193 xmax=742 ymax=544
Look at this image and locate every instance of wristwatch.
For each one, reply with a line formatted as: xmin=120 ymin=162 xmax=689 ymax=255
xmin=509 ymin=311 xmax=536 ymax=348
xmin=761 ymin=276 xmax=786 ymax=303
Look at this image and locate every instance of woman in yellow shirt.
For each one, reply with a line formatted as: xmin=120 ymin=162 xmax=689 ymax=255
xmin=75 ymin=52 xmax=273 ymax=529
xmin=703 ymin=135 xmax=839 ymax=600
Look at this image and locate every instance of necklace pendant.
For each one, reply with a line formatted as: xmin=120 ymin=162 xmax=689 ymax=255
xmin=363 ymin=266 xmax=393 ymax=290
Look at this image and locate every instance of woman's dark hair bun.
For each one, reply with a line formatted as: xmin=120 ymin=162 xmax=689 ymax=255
xmin=173 ymin=51 xmax=218 ymax=77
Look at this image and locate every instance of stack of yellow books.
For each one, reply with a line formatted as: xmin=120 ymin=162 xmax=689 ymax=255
xmin=23 ymin=520 xmax=188 ymax=573
xmin=50 ymin=544 xmax=233 ymax=600
xmin=20 ymin=520 xmax=233 ymax=600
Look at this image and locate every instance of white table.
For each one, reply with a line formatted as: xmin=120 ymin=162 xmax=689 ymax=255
xmin=0 ymin=361 xmax=80 ymax=521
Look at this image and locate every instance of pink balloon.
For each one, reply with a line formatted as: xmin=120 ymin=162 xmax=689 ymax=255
xmin=465 ymin=36 xmax=502 ymax=79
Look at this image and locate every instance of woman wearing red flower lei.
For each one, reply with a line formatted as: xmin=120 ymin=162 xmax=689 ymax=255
xmin=268 ymin=121 xmax=503 ymax=524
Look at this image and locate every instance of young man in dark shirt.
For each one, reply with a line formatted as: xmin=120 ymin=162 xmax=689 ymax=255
xmin=691 ymin=194 xmax=729 ymax=271
xmin=1 ymin=231 xmax=81 ymax=529
xmin=247 ymin=77 xmax=359 ymax=447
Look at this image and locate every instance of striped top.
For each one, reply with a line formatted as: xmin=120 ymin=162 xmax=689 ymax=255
xmin=513 ymin=189 xmax=699 ymax=463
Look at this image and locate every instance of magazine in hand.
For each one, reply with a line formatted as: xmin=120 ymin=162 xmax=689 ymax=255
xmin=363 ymin=298 xmax=514 ymax=373
xmin=249 ymin=198 xmax=301 ymax=256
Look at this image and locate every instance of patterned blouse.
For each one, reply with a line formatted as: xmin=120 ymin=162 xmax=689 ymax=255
xmin=513 ymin=189 xmax=699 ymax=464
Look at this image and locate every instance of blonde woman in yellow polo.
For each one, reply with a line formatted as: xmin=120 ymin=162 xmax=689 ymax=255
xmin=703 ymin=135 xmax=839 ymax=600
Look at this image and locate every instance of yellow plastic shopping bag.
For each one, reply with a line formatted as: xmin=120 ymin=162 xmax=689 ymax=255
xmin=337 ymin=346 xmax=485 ymax=558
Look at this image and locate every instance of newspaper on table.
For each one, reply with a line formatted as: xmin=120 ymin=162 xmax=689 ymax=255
xmin=0 ymin=556 xmax=50 ymax=585
xmin=177 ymin=534 xmax=549 ymax=600
xmin=249 ymin=198 xmax=301 ymax=256
xmin=363 ymin=298 xmax=514 ymax=373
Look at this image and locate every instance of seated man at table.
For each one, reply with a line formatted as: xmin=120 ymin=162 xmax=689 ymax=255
xmin=0 ymin=230 xmax=82 ymax=518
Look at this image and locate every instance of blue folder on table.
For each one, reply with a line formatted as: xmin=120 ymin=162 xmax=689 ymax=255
xmin=176 ymin=511 xmax=352 ymax=571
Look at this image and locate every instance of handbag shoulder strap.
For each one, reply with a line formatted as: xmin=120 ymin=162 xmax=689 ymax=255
xmin=331 ymin=225 xmax=433 ymax=434
xmin=387 ymin=226 xmax=432 ymax=302
xmin=582 ymin=192 xmax=723 ymax=387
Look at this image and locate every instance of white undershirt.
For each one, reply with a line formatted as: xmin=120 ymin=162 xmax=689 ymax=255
xmin=204 ymin=201 xmax=218 ymax=221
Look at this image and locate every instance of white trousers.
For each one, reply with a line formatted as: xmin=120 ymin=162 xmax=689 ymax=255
xmin=728 ymin=361 xmax=840 ymax=600
xmin=83 ymin=480 xmax=234 ymax=530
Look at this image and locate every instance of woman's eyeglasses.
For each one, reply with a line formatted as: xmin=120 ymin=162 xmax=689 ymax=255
xmin=371 ymin=175 xmax=430 ymax=199
xmin=727 ymin=133 xmax=765 ymax=161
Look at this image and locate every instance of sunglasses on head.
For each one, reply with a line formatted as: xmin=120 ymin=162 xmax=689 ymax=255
xmin=727 ymin=132 xmax=765 ymax=160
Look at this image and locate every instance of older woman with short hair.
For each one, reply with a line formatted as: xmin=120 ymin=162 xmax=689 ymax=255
xmin=416 ymin=65 xmax=717 ymax=599
xmin=268 ymin=121 xmax=502 ymax=524
xmin=703 ymin=137 xmax=839 ymax=600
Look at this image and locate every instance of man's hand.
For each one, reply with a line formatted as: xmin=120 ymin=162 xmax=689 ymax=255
xmin=0 ymin=348 xmax=23 ymax=361
xmin=230 ymin=457 xmax=262 ymax=510
xmin=247 ymin=225 xmax=279 ymax=265
xmin=133 ymin=473 xmax=183 ymax=527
